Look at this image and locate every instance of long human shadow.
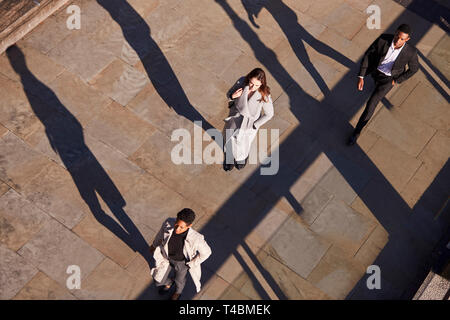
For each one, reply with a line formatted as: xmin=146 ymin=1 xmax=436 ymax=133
xmin=417 ymin=50 xmax=450 ymax=103
xmin=167 ymin=0 xmax=448 ymax=300
xmin=6 ymin=45 xmax=153 ymax=265
xmin=96 ymin=0 xmax=217 ymax=136
xmin=241 ymin=0 xmax=355 ymax=97
xmin=347 ymin=160 xmax=450 ymax=299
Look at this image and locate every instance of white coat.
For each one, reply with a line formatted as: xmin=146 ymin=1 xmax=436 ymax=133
xmin=150 ymin=218 xmax=212 ymax=293
xmin=224 ymin=77 xmax=274 ymax=161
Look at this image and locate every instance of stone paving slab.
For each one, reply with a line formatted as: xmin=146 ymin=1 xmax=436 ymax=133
xmin=306 ymin=245 xmax=366 ymax=299
xmin=17 ymin=218 xmax=105 ymax=288
xmin=0 ymin=245 xmax=39 ymax=299
xmin=0 ymin=180 xmax=9 ymax=196
xmin=0 ymin=132 xmax=51 ymax=192
xmin=45 ymin=70 xmax=112 ymax=127
xmin=310 ymin=199 xmax=377 ymax=256
xmin=367 ymin=138 xmax=423 ymax=193
xmin=265 ymin=216 xmax=332 ymax=279
xmin=236 ymin=249 xmax=332 ymax=300
xmin=20 ymin=161 xmax=89 ymax=229
xmin=0 ymin=189 xmax=50 ymax=252
xmin=0 ymin=74 xmax=53 ymax=140
xmin=72 ymin=212 xmax=138 ymax=268
xmin=12 ymin=271 xmax=76 ymax=300
xmin=368 ymin=99 xmax=438 ymax=158
xmin=397 ymin=81 xmax=450 ymax=132
xmin=321 ymin=3 xmax=367 ymax=40
xmin=71 ymin=257 xmax=136 ymax=300
xmin=85 ymin=101 xmax=156 ymax=157
xmin=89 ymin=59 xmax=149 ymax=106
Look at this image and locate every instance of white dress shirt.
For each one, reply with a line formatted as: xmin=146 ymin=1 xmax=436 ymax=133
xmin=359 ymin=41 xmax=405 ymax=78
xmin=377 ymin=41 xmax=405 ymax=76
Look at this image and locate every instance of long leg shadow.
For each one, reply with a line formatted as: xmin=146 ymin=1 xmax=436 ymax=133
xmin=6 ymin=45 xmax=153 ymax=265
xmin=417 ymin=50 xmax=450 ymax=102
xmin=96 ymin=0 xmax=217 ymax=136
xmin=242 ymin=0 xmax=355 ymax=97
xmin=173 ymin=0 xmax=448 ymax=300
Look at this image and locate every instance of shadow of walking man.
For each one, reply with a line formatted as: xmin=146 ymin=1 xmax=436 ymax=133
xmin=241 ymin=0 xmax=355 ymax=96
xmin=96 ymin=0 xmax=217 ymax=136
xmin=6 ymin=45 xmax=152 ymax=265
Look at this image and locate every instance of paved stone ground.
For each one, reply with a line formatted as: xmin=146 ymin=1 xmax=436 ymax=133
xmin=0 ymin=0 xmax=449 ymax=300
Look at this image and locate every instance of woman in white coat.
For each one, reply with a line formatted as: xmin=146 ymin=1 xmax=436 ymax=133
xmin=224 ymin=68 xmax=274 ymax=171
xmin=149 ymin=209 xmax=211 ymax=300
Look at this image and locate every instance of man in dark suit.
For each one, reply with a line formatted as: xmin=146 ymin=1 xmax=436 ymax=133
xmin=348 ymin=24 xmax=419 ymax=145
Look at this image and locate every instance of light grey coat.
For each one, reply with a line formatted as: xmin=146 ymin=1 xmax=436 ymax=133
xmin=150 ymin=218 xmax=212 ymax=293
xmin=224 ymin=77 xmax=274 ymax=161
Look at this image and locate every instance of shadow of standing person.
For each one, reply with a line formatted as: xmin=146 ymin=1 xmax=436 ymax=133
xmin=6 ymin=45 xmax=153 ymax=265
xmin=96 ymin=0 xmax=218 ymax=137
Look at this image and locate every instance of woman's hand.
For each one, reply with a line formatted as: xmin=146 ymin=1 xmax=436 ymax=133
xmin=231 ymin=88 xmax=243 ymax=99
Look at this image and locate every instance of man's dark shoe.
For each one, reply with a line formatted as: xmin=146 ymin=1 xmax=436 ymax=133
xmin=170 ymin=293 xmax=181 ymax=300
xmin=223 ymin=162 xmax=234 ymax=171
xmin=347 ymin=132 xmax=359 ymax=146
xmin=235 ymin=157 xmax=248 ymax=170
xmin=158 ymin=284 xmax=172 ymax=295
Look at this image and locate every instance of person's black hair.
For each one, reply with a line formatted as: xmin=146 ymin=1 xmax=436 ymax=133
xmin=397 ymin=24 xmax=412 ymax=35
xmin=177 ymin=208 xmax=196 ymax=225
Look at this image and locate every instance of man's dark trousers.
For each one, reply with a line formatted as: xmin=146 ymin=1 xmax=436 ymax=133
xmin=354 ymin=70 xmax=394 ymax=135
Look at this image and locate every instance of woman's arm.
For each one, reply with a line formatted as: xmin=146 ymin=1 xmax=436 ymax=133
xmin=253 ymin=95 xmax=274 ymax=129
xmin=227 ymin=76 xmax=246 ymax=100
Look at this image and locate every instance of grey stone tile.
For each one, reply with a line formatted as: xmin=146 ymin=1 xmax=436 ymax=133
xmin=18 ymin=219 xmax=104 ymax=288
xmin=307 ymin=245 xmax=367 ymax=299
xmin=265 ymin=216 xmax=332 ymax=279
xmin=85 ymin=101 xmax=156 ymax=157
xmin=321 ymin=3 xmax=367 ymax=40
xmin=317 ymin=167 xmax=357 ymax=205
xmin=397 ymin=81 xmax=450 ymax=132
xmin=238 ymin=249 xmax=332 ymax=300
xmin=89 ymin=59 xmax=148 ymax=106
xmin=71 ymin=258 xmax=136 ymax=300
xmin=367 ymin=106 xmax=437 ymax=158
xmin=45 ymin=70 xmax=112 ymax=127
xmin=72 ymin=213 xmax=137 ymax=268
xmin=0 ymin=74 xmax=52 ymax=141
xmin=367 ymin=138 xmax=423 ymax=193
xmin=121 ymin=173 xmax=190 ymax=230
xmin=0 ymin=245 xmax=38 ymax=299
xmin=20 ymin=161 xmax=90 ymax=230
xmin=128 ymin=129 xmax=208 ymax=192
xmin=0 ymin=180 xmax=10 ymax=197
xmin=47 ymin=32 xmax=117 ymax=82
xmin=12 ymin=271 xmax=77 ymax=300
xmin=0 ymin=132 xmax=51 ymax=192
xmin=0 ymin=43 xmax=65 ymax=84
xmin=0 ymin=189 xmax=51 ymax=251
xmin=310 ymin=199 xmax=377 ymax=256
xmin=299 ymin=185 xmax=334 ymax=226
xmin=173 ymin=23 xmax=245 ymax=77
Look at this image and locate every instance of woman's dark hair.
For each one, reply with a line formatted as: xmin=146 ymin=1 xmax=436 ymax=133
xmin=244 ymin=68 xmax=271 ymax=102
xmin=177 ymin=208 xmax=196 ymax=225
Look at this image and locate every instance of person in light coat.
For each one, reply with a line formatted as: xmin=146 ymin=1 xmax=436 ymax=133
xmin=149 ymin=208 xmax=211 ymax=300
xmin=224 ymin=68 xmax=274 ymax=171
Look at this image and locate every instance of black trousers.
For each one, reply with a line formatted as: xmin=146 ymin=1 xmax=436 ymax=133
xmin=354 ymin=70 xmax=394 ymax=135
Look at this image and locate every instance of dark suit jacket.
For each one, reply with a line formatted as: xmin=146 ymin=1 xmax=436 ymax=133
xmin=358 ymin=34 xmax=419 ymax=84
